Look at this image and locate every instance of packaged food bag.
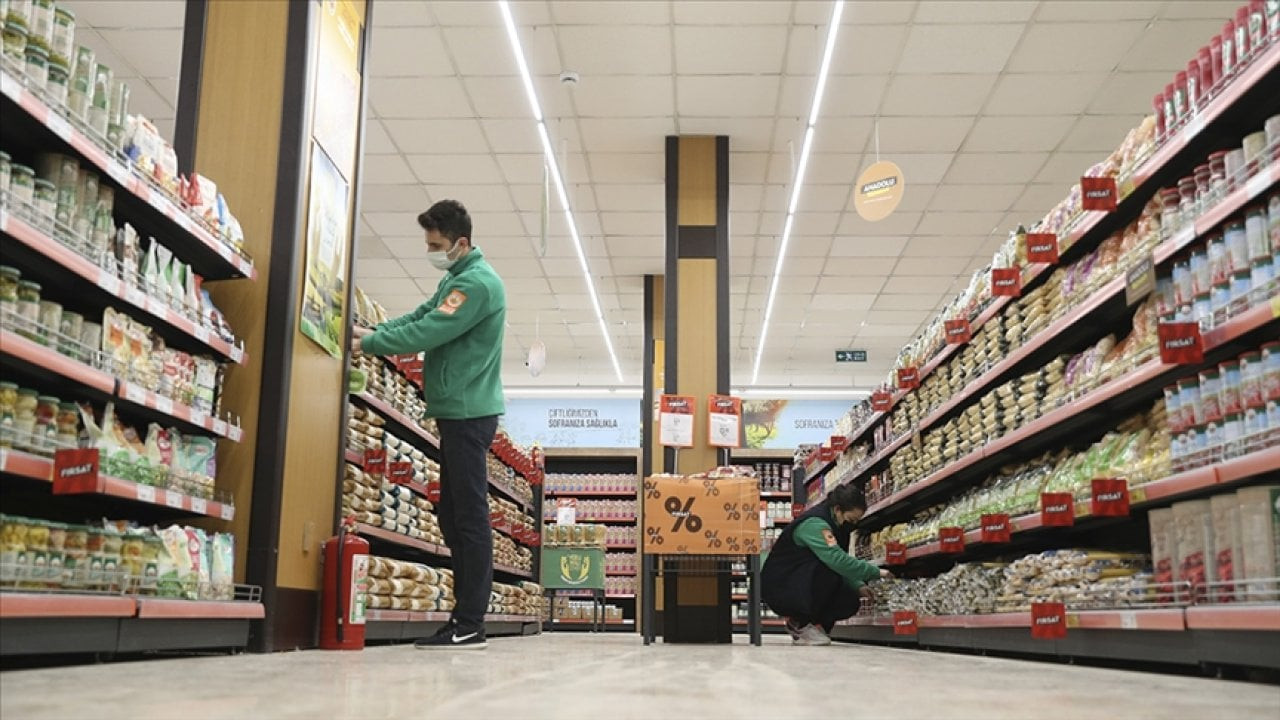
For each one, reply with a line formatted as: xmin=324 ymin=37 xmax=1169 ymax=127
xmin=210 ymin=533 xmax=234 ymax=600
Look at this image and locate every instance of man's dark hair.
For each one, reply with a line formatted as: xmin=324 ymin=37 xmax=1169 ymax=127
xmin=827 ymin=484 xmax=867 ymax=512
xmin=418 ymin=199 xmax=472 ymax=244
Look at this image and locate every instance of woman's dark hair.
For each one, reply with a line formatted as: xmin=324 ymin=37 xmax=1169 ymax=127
xmin=418 ymin=199 xmax=472 ymax=243
xmin=827 ymin=484 xmax=867 ymax=512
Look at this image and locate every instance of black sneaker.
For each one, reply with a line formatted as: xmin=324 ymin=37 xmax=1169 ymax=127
xmin=414 ymin=622 xmax=487 ymax=650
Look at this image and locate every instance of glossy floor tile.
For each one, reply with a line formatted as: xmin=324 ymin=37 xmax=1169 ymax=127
xmin=2 ymin=634 xmax=1277 ymax=719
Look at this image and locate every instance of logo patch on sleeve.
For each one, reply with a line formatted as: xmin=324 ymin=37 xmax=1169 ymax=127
xmin=822 ymin=528 xmax=837 ymax=547
xmin=438 ymin=289 xmax=468 ymax=316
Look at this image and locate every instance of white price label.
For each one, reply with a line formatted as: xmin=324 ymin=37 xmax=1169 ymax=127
xmin=124 ymin=383 xmax=147 ymax=405
xmin=193 ymin=325 xmax=211 ymax=343
xmin=165 ymin=492 xmax=185 ymax=510
xmin=1246 ymin=170 xmax=1271 ymax=198
xmin=136 ymin=484 xmax=157 ymax=503
xmin=125 ymin=287 xmax=147 ymax=307
xmin=0 ymin=72 xmax=20 ymax=100
xmin=0 ymin=209 xmax=8 ymax=233
xmin=146 ymin=297 xmax=168 ymax=318
xmin=212 ymin=418 xmax=228 ymax=436
xmin=189 ymin=409 xmax=208 ymax=428
xmin=107 ymin=162 xmax=131 ymax=187
xmin=46 ymin=112 xmax=71 ymax=140
xmin=97 ymin=272 xmax=121 ymax=296
xmin=155 ymin=396 xmax=174 ymax=416
xmin=0 ymin=448 xmax=8 ymax=473
xmin=220 ymin=504 xmax=235 ymax=521
xmin=1119 ymin=611 xmax=1138 ymax=629
xmin=150 ymin=188 xmax=168 ymax=212
xmin=229 ymin=425 xmax=243 ymax=442
xmin=230 ymin=345 xmax=244 ymax=363
xmin=190 ymin=497 xmax=208 ymax=515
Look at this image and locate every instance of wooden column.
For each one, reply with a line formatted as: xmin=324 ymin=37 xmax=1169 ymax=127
xmin=177 ymin=0 xmax=370 ymax=651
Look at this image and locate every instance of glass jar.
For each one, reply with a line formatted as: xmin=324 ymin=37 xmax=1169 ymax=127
xmin=1163 ymin=82 xmax=1178 ymax=129
xmin=1191 ymin=248 xmax=1210 ymax=297
xmin=1186 ymin=58 xmax=1201 ymax=114
xmin=1193 ymin=163 xmax=1212 ymax=207
xmin=34 ymin=395 xmax=57 ymax=451
xmin=27 ymin=0 xmax=51 ymax=47
xmin=1207 ymin=232 xmax=1230 ymax=286
xmin=9 ymin=163 xmax=35 ymax=206
xmin=58 ymin=310 xmax=82 ymax=358
xmin=1177 ymin=176 xmax=1198 ymax=219
xmin=46 ymin=58 xmax=68 ymax=105
xmin=14 ymin=388 xmax=38 ymax=449
xmin=1152 ymin=92 xmax=1166 ymax=137
xmin=0 ymin=381 xmax=17 ymax=449
xmin=55 ymin=401 xmax=77 ymax=446
xmin=1223 ymin=20 xmax=1237 ymax=78
xmin=2 ymin=17 xmax=27 ymax=62
xmin=33 ymin=178 xmax=56 ymax=222
xmin=1236 ymin=7 xmax=1251 ymax=64
xmin=1208 ymin=150 xmax=1228 ymax=200
xmin=23 ymin=42 xmax=47 ymax=90
xmin=1172 ymin=71 xmax=1188 ymax=122
xmin=49 ymin=5 xmax=72 ymax=66
xmin=1245 ymin=204 xmax=1268 ymax=262
xmin=1225 ymin=220 xmax=1249 ymax=274
xmin=37 ymin=300 xmax=61 ymax=345
xmin=0 ymin=265 xmax=20 ymax=303
xmin=7 ymin=0 xmax=32 ymax=27
xmin=1198 ymin=47 xmax=1214 ymax=97
xmin=14 ymin=280 xmax=41 ymax=340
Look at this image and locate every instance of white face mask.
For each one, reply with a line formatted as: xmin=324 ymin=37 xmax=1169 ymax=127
xmin=427 ymin=240 xmax=464 ymax=270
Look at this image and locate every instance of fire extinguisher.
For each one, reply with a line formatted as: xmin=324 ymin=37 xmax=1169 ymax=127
xmin=319 ymin=517 xmax=370 ymax=650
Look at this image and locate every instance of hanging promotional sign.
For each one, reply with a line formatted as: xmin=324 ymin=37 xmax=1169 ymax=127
xmin=853 ymin=160 xmax=905 ymax=222
xmin=1080 ymin=176 xmax=1118 ymax=212
xmin=1025 ymin=233 xmax=1060 ymax=264
xmin=707 ymin=394 xmax=743 ymax=448
xmin=659 ymin=395 xmax=696 ymax=448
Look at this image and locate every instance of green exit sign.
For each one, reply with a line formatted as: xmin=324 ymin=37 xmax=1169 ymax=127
xmin=835 ymin=350 xmax=868 ymax=363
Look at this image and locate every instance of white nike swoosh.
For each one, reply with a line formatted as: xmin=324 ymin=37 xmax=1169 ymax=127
xmin=452 ymin=632 xmax=478 ymax=643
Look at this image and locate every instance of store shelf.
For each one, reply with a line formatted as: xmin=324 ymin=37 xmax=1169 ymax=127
xmin=0 ymin=210 xmax=246 ymax=364
xmin=0 ymin=69 xmax=255 ymax=281
xmin=356 ymin=522 xmax=450 ymax=559
xmin=606 ymin=543 xmax=636 ymax=550
xmin=493 ymin=563 xmax=532 ymax=579
xmin=543 ymin=489 xmax=638 ymax=497
xmin=733 ymin=619 xmax=785 ymax=627
xmin=0 ymin=328 xmax=116 ymax=394
xmin=1215 ymin=444 xmax=1280 ymax=484
xmin=605 ymin=570 xmax=637 ymax=577
xmin=556 ymin=590 xmax=636 ymax=599
xmin=344 ymin=448 xmax=364 ymax=466
xmin=488 ymin=476 xmax=533 ymax=510
xmin=492 ymin=521 xmax=536 ymax=549
xmin=350 ymin=392 xmax=439 ymax=450
xmin=117 ymin=380 xmax=242 ymax=440
xmin=556 ymin=517 xmax=637 ymax=524
xmin=134 ymin=598 xmax=264 ymax=620
xmin=0 ymin=448 xmax=236 ymax=520
xmin=0 ymin=592 xmax=136 ymax=618
xmin=1185 ymin=605 xmax=1280 ymax=631
xmin=548 ymin=618 xmax=634 ymax=626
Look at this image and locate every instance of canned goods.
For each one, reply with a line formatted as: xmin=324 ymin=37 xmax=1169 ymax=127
xmin=23 ymin=43 xmax=47 ymax=90
xmin=32 ymin=178 xmax=56 ymax=222
xmin=1246 ymin=204 xmax=1269 ymax=261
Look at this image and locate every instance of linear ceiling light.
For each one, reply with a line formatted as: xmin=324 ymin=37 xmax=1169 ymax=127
xmin=751 ymin=0 xmax=845 ymax=385
xmin=498 ymin=1 xmax=624 ymax=383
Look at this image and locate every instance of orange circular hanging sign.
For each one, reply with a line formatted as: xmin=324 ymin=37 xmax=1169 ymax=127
xmin=853 ymin=160 xmax=905 ymax=222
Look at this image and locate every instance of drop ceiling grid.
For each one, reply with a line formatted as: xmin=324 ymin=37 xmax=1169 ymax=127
xmin=64 ymin=1 xmax=1241 ymax=386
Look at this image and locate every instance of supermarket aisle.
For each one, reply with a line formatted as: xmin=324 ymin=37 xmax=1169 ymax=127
xmin=2 ymin=635 xmax=1276 ymax=720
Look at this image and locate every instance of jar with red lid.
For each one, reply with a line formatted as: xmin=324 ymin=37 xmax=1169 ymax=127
xmin=1153 ymin=92 xmax=1167 ymax=137
xmin=1160 ymin=187 xmax=1183 ymax=231
xmin=1223 ymin=19 xmax=1237 ymax=78
xmin=1210 ymin=35 xmax=1225 ymax=86
xmin=1186 ymin=58 xmax=1201 ymax=113
xmin=1194 ymin=163 xmax=1212 ymax=207
xmin=1208 ymin=150 xmax=1229 ymax=202
xmin=1172 ymin=71 xmax=1188 ymax=121
xmin=1178 ymin=175 xmax=1198 ymax=220
xmin=1236 ymin=7 xmax=1250 ymax=63
xmin=1249 ymin=1 xmax=1266 ymax=52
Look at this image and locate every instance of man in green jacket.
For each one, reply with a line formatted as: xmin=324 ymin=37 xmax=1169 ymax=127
xmin=354 ymin=200 xmax=505 ymax=650
xmin=761 ymin=484 xmax=890 ymax=645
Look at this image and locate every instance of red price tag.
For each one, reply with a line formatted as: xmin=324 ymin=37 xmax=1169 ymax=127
xmin=1080 ymin=176 xmax=1118 ymax=212
xmin=426 ymin=480 xmax=441 ymax=504
xmin=818 ymin=446 xmax=837 ymax=463
xmin=897 ymin=368 xmax=920 ymax=390
xmin=830 ymin=435 xmax=850 ymax=453
xmin=364 ymin=449 xmax=386 ymax=476
xmin=528 ymin=533 xmax=542 ymax=548
xmin=944 ymin=319 xmax=971 ymax=345
xmin=1040 ymin=492 xmax=1075 ymax=527
xmin=938 ymin=526 xmax=965 ymax=553
xmin=980 ymin=513 xmax=1011 ymax=544
xmin=1031 ymin=601 xmax=1068 ymax=639
xmin=1090 ymin=478 xmax=1130 ymax=517
xmin=892 ymin=610 xmax=918 ymax=636
xmin=992 ymin=267 xmax=1022 ymax=297
xmin=387 ymin=462 xmax=414 ymax=486
xmin=871 ymin=390 xmax=892 ymax=412
xmin=51 ymin=448 xmax=101 ymax=494
xmin=792 ymin=503 xmax=804 ymax=518
xmin=1025 ymin=233 xmax=1060 ymax=263
xmin=885 ymin=541 xmax=907 ymax=565
xmin=490 ymin=510 xmax=507 ymax=531
xmin=1157 ymin=322 xmax=1204 ymax=364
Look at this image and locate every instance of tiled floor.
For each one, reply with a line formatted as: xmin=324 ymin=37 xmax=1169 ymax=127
xmin=2 ymin=634 xmax=1277 ymax=719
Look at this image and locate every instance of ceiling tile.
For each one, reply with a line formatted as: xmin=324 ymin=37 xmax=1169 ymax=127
xmin=873 ymin=116 xmax=976 ymax=153
xmin=827 ymin=241 xmax=907 ymax=260
xmin=463 ymin=76 xmax=532 ymax=119
xmin=551 ymin=1 xmax=671 ymax=25
xmin=810 ymin=294 xmax=877 ymax=311
xmin=358 ymin=184 xmax=431 ymax=213
xmin=1033 ymin=152 xmax=1108 ymax=184
xmin=681 ymin=118 xmax=776 ymax=153
xmin=893 ymin=256 xmax=972 ymax=276
xmin=572 ymin=76 xmax=676 ymax=118
xmin=1013 ymin=183 xmax=1075 ymax=213
xmin=1036 ymin=1 xmax=1161 ymax=22
xmin=362 ymin=155 xmax=417 ymax=184
xmin=357 ymin=236 xmax=395 ymax=260
xmin=880 ymin=74 xmax=998 ymax=116
xmin=819 ymin=76 xmax=891 ymax=117
xmin=367 ymin=26 xmax=452 ymax=77
xmin=588 ymin=153 xmax=666 ymax=184
xmin=675 ymin=26 xmax=788 ymax=74
xmin=838 ymin=211 xmax=923 ymax=237
xmin=579 ymin=119 xmax=677 ymax=153
xmin=896 ymin=24 xmax=1024 ymax=74
xmin=1007 ymin=22 xmax=1148 ymax=72
xmin=944 ymin=153 xmax=1050 ymax=184
xmin=902 ymin=236 xmax=989 ymax=257
xmin=558 ymin=25 xmax=673 ymax=74
xmin=96 ymin=28 xmax=183 ymax=77
xmin=797 ymin=186 xmax=851 ymax=213
xmin=913 ymin=1 xmax=1037 ymax=23
xmin=1119 ymin=19 xmax=1226 ymax=72
xmin=353 ymin=258 xmax=408 ymax=279
xmin=1088 ymin=71 xmax=1171 ymax=114
xmin=810 ymin=24 xmax=910 ymax=75
xmin=915 ymin=212 xmax=1005 ymax=236
xmin=816 ymin=276 xmax=887 ymax=294
xmin=406 ymin=154 xmax=504 ymax=185
xmin=383 ymin=119 xmax=489 ymax=153
xmin=594 ymin=184 xmax=665 ymax=212
xmin=985 ymin=73 xmax=1110 ymax=116
xmin=876 ymin=154 xmax=954 ymax=185
xmin=963 ymin=116 xmax=1076 ymax=152
xmin=927 ymin=184 xmax=1025 ymax=213
xmin=1058 ymin=114 xmax=1146 ymax=153
xmin=677 ymin=76 xmax=781 ymax=117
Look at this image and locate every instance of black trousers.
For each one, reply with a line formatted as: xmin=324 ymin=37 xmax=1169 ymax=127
xmin=435 ymin=415 xmax=499 ymax=632
xmin=770 ymin=567 xmax=862 ymax=633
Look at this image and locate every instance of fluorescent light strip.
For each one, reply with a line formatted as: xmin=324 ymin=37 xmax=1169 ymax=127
xmin=751 ymin=1 xmax=844 ymax=386
xmin=499 ymin=2 xmax=623 ymax=382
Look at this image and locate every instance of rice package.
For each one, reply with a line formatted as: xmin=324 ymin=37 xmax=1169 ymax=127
xmin=211 ymin=533 xmax=234 ymax=600
xmin=1238 ymin=485 xmax=1280 ymax=600
xmin=157 ymin=525 xmax=196 ymax=599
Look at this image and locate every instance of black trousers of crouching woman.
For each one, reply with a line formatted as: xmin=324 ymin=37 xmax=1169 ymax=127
xmin=435 ymin=415 xmax=499 ymax=632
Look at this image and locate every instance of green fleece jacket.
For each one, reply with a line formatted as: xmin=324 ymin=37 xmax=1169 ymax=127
xmin=361 ymin=247 xmax=506 ymax=420
xmin=793 ymin=517 xmax=882 ymax=591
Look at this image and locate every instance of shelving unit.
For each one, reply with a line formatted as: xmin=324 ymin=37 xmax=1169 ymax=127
xmin=341 ymin=351 xmax=541 ymax=639
xmin=723 ymin=454 xmax=795 ymax=634
xmin=797 ymin=40 xmax=1280 ymax=667
xmin=0 ymin=57 xmax=262 ymax=655
xmin=540 ymin=448 xmax=641 ymax=632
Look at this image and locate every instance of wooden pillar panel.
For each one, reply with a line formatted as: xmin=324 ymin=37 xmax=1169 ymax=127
xmin=675 ymin=258 xmax=718 ymax=473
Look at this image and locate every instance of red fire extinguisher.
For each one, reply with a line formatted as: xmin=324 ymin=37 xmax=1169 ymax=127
xmin=320 ymin=517 xmax=370 ymax=650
